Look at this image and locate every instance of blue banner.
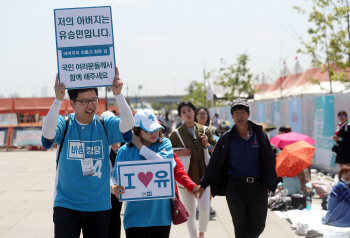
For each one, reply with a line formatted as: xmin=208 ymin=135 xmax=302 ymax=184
xmin=288 ymin=99 xmax=302 ymax=133
xmin=314 ymin=96 xmax=336 ymax=167
xmin=257 ymin=102 xmax=266 ymax=123
xmin=270 ymin=101 xmax=281 ymax=137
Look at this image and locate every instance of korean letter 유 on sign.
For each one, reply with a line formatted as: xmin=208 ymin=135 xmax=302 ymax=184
xmin=116 ymin=160 xmax=175 ymax=202
xmin=54 ymin=6 xmax=116 ymax=89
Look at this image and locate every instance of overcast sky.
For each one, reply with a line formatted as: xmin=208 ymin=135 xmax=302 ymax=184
xmin=0 ymin=0 xmax=314 ymax=98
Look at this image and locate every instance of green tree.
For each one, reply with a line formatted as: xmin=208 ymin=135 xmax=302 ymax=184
xmin=181 ymin=81 xmax=207 ymax=108
xmin=151 ymin=102 xmax=163 ymax=110
xmin=294 ymin=0 xmax=350 ymax=92
xmin=211 ymin=53 xmax=255 ymax=101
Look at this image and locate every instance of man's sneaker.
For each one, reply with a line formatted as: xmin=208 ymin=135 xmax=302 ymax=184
xmin=210 ymin=206 xmax=216 ymax=214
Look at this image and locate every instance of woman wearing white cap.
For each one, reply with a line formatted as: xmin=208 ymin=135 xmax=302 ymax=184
xmin=111 ymin=109 xmax=175 ymax=238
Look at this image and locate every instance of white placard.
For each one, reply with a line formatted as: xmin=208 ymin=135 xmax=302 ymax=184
xmin=116 ymin=160 xmax=175 ymax=202
xmin=0 ymin=131 xmax=5 ymax=146
xmin=54 ymin=6 xmax=116 ymax=89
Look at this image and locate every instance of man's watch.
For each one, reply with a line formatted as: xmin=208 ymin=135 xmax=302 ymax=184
xmin=204 ymin=144 xmax=211 ymax=149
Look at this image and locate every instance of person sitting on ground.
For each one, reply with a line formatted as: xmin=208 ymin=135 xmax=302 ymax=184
xmin=283 ymin=170 xmax=308 ymax=196
xmin=322 ymin=166 xmax=350 ymax=227
xmin=278 ymin=125 xmax=291 ymax=135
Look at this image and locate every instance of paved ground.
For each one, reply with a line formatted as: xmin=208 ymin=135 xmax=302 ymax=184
xmin=0 ymin=150 xmax=318 ymax=238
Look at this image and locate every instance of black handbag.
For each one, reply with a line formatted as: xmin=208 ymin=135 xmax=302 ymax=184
xmin=290 ymin=192 xmax=308 ymax=209
xmin=332 ymin=144 xmax=338 ymax=154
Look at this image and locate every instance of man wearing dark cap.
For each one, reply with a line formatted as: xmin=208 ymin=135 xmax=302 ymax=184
xmin=194 ymin=98 xmax=277 ymax=238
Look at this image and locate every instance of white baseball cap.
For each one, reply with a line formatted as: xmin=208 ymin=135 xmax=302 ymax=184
xmin=134 ymin=109 xmax=164 ymax=133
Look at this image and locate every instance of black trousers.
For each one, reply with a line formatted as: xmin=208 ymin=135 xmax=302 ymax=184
xmin=125 ymin=225 xmax=171 ymax=238
xmin=53 ymin=207 xmax=110 ymax=238
xmin=226 ymin=176 xmax=268 ymax=238
xmin=108 ymin=194 xmax=123 ymax=238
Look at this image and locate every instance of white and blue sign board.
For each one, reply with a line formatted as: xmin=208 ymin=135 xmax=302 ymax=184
xmin=54 ymin=6 xmax=116 ymax=89
xmin=117 ymin=160 xmax=175 ymax=202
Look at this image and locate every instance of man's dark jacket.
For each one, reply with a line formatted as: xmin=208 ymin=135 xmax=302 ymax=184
xmin=199 ymin=120 xmax=277 ymax=196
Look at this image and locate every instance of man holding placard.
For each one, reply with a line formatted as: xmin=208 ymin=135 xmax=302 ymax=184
xmin=41 ymin=67 xmax=134 ymax=237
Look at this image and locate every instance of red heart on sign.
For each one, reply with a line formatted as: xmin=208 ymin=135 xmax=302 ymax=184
xmin=138 ymin=172 xmax=153 ymax=188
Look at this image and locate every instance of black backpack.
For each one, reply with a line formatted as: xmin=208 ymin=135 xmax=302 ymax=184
xmin=56 ymin=114 xmax=113 ymax=169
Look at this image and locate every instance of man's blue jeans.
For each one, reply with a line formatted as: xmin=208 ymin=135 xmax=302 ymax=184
xmin=53 ymin=206 xmax=111 ymax=238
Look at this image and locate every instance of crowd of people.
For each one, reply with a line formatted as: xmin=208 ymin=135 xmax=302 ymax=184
xmin=41 ymin=69 xmax=350 ymax=238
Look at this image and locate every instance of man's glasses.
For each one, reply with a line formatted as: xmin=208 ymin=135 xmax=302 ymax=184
xmin=197 ymin=113 xmax=208 ymax=116
xmin=338 ymin=114 xmax=347 ymax=118
xmin=75 ymin=98 xmax=99 ymax=105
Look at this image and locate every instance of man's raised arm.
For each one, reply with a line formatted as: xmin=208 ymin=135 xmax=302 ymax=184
xmin=110 ymin=67 xmax=134 ymax=133
xmin=42 ymin=74 xmax=65 ymax=140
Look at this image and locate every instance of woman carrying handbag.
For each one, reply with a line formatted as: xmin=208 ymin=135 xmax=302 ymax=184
xmin=169 ymin=101 xmax=216 ymax=238
xmin=158 ymin=120 xmax=198 ymax=225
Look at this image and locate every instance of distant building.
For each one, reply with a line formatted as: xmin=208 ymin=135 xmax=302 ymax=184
xmin=41 ymin=87 xmax=48 ymax=97
xmin=9 ymin=93 xmax=20 ymax=98
xmin=107 ymin=94 xmax=184 ymax=109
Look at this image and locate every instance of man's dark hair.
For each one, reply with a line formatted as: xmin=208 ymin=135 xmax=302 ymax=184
xmin=68 ymin=88 xmax=98 ymax=102
xmin=177 ymin=101 xmax=196 ymax=116
xmin=195 ymin=107 xmax=210 ymax=126
xmin=231 ymin=105 xmax=249 ymax=114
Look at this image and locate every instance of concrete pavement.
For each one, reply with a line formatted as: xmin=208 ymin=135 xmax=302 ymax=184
xmin=0 ymin=150 xmax=305 ymax=238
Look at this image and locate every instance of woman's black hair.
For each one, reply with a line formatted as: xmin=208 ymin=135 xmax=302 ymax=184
xmin=279 ymin=126 xmax=292 ymax=133
xmin=195 ymin=107 xmax=210 ymax=126
xmin=68 ymin=88 xmax=98 ymax=101
xmin=127 ymin=127 xmax=163 ymax=147
xmin=177 ymin=101 xmax=196 ymax=116
xmin=165 ymin=112 xmax=169 ymax=122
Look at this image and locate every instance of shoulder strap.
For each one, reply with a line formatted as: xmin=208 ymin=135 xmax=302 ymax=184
xmin=56 ymin=115 xmax=110 ymax=170
xmin=96 ymin=115 xmax=116 ymax=165
xmin=175 ymin=129 xmax=186 ymax=148
xmin=203 ymin=126 xmax=207 ymax=134
xmin=56 ymin=114 xmax=70 ymax=169
xmin=96 ymin=115 xmax=107 ymax=136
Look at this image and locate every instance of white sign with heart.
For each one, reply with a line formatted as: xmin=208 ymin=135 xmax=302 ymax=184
xmin=116 ymin=160 xmax=175 ymax=201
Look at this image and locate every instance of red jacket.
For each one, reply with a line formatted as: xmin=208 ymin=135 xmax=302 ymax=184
xmin=173 ymin=152 xmax=197 ymax=193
